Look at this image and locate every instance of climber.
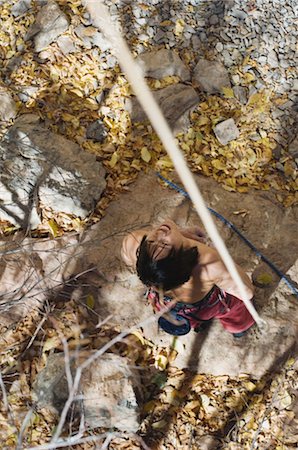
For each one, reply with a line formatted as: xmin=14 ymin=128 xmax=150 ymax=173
xmin=121 ymin=219 xmax=255 ymax=337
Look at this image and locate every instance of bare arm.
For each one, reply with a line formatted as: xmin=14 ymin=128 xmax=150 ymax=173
xmin=179 ymin=226 xmax=207 ymax=243
xmin=212 ymin=258 xmax=255 ymax=300
xmin=121 ymin=229 xmax=147 ymax=267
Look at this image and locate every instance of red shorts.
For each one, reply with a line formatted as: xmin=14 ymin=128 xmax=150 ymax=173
xmin=147 ymin=286 xmax=255 ymax=334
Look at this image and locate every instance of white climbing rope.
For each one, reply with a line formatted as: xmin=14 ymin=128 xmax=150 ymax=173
xmin=83 ymin=0 xmax=267 ymax=330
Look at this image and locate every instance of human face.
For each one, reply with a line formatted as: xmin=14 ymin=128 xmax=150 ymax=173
xmin=146 ymin=219 xmax=184 ymax=260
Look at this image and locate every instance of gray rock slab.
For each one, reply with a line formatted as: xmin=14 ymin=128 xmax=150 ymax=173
xmin=288 ymin=136 xmax=298 ymax=158
xmin=1 ymin=172 xmax=297 ymax=379
xmin=0 ymin=114 xmax=106 ymax=227
xmin=80 ymin=354 xmax=141 ymax=432
xmin=74 ymin=25 xmax=111 ymax=52
xmin=213 ymin=118 xmax=240 ymax=145
xmin=0 ymin=89 xmax=17 ymax=122
xmin=192 ymin=59 xmax=231 ymax=94
xmin=125 ymin=83 xmax=199 ymax=134
xmin=136 ymin=48 xmax=190 ymax=81
xmin=56 ymin=35 xmax=76 ymax=55
xmin=33 ymin=353 xmax=141 ymax=432
xmin=84 ymin=172 xmax=298 ymax=379
xmin=86 ymin=120 xmax=107 ymax=143
xmin=233 ymin=85 xmax=248 ymax=105
xmin=26 ymin=0 xmax=69 ymax=52
xmin=11 ymin=0 xmax=31 ymax=17
xmin=0 ymin=232 xmax=80 ymax=326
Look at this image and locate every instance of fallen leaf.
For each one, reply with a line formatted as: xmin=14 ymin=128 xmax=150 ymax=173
xmin=47 ymin=219 xmax=59 ymax=238
xmin=86 ymin=294 xmax=95 ymax=309
xmin=141 ymin=146 xmax=151 ymax=162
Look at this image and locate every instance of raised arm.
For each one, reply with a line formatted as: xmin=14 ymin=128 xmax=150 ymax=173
xmin=121 ymin=229 xmax=147 ymax=267
xmin=179 ymin=225 xmax=207 ymax=243
xmin=212 ymin=257 xmax=255 ymax=301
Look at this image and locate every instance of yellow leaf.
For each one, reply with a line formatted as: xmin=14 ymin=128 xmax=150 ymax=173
xmin=200 ymin=394 xmax=210 ymax=408
xmin=237 ymin=186 xmax=249 ymax=193
xmin=49 ymin=68 xmax=59 ymax=82
xmin=70 ymin=88 xmax=84 ymax=98
xmin=244 ymin=381 xmax=257 ymax=392
xmin=4 ymin=226 xmax=19 ymax=234
xmin=86 ymin=294 xmax=95 ymax=309
xmin=197 ymin=116 xmax=209 ymax=126
xmin=155 ymin=354 xmax=168 ymax=370
xmin=109 ymin=152 xmax=118 ymax=168
xmin=162 ymin=386 xmax=181 ymax=404
xmin=152 ymin=419 xmax=167 ymax=429
xmin=246 ymin=416 xmax=256 ymax=430
xmin=159 ymin=20 xmax=172 ymax=26
xmin=131 ymin=330 xmax=145 ymax=345
xmin=174 ymin=19 xmax=185 ymax=36
xmin=143 ymin=400 xmax=157 ymax=414
xmin=222 ymin=87 xmax=235 ymax=98
xmin=156 ymin=156 xmax=173 ymax=169
xmin=141 ymin=147 xmax=151 ymax=163
xmin=185 ymin=400 xmax=201 ymax=411
xmin=43 ymin=336 xmax=60 ymax=353
xmin=286 ymin=357 xmax=296 ymax=367
xmin=48 ymin=219 xmax=59 ymax=238
xmin=196 ymin=131 xmax=204 ymax=142
xmin=211 ymin=159 xmax=226 ymax=171
xmin=243 ymin=72 xmax=255 ymax=83
xmin=256 ymin=273 xmax=273 ymax=286
xmin=280 ymin=391 xmax=293 ymax=409
xmin=131 ymin=159 xmax=141 ymax=170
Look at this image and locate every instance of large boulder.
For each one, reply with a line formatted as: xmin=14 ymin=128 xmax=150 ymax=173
xmin=1 ymin=172 xmax=297 ymax=379
xmin=0 ymin=88 xmax=17 ymax=122
xmin=33 ymin=353 xmax=141 ymax=432
xmin=192 ymin=59 xmax=231 ymax=94
xmin=136 ymin=48 xmax=190 ymax=81
xmin=25 ymin=0 xmax=69 ymax=52
xmin=0 ymin=114 xmax=106 ymax=228
xmin=125 ymin=83 xmax=200 ymax=134
xmin=86 ymin=172 xmax=298 ymax=379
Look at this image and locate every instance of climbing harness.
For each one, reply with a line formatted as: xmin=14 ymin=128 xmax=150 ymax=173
xmin=156 ymin=172 xmax=298 ymax=298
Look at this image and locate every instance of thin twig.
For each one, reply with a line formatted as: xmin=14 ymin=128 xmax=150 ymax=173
xmin=16 ymin=408 xmax=34 ymax=450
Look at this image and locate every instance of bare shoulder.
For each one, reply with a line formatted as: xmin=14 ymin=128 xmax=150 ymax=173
xmin=121 ymin=229 xmax=148 ymax=267
xmin=196 ymin=242 xmax=221 ymax=263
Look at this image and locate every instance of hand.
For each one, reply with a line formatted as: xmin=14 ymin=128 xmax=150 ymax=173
xmin=180 ymin=226 xmax=207 ymax=243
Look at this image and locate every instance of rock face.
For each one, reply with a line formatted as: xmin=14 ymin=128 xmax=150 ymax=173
xmin=0 ymin=88 xmax=17 ymax=122
xmin=74 ymin=25 xmax=111 ymax=52
xmin=213 ymin=118 xmax=240 ymax=145
xmin=136 ymin=48 xmax=190 ymax=81
xmin=0 ymin=114 xmax=106 ymax=228
xmin=11 ymin=0 xmax=31 ymax=17
xmin=86 ymin=120 xmax=108 ymax=143
xmin=192 ymin=59 xmax=231 ymax=94
xmin=80 ymin=354 xmax=141 ymax=432
xmin=85 ymin=172 xmax=298 ymax=379
xmin=125 ymin=83 xmax=200 ymax=133
xmin=33 ymin=353 xmax=141 ymax=432
xmin=288 ymin=135 xmax=298 ymax=159
xmin=33 ymin=353 xmax=70 ymax=412
xmin=0 ymin=232 xmax=80 ymax=326
xmin=26 ymin=0 xmax=69 ymax=52
xmin=1 ymin=172 xmax=297 ymax=378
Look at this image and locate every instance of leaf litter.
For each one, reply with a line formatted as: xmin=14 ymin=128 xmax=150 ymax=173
xmin=0 ymin=1 xmax=297 ymax=449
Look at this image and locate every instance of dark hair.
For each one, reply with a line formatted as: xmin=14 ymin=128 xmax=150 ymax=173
xmin=136 ymin=236 xmax=199 ymax=291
